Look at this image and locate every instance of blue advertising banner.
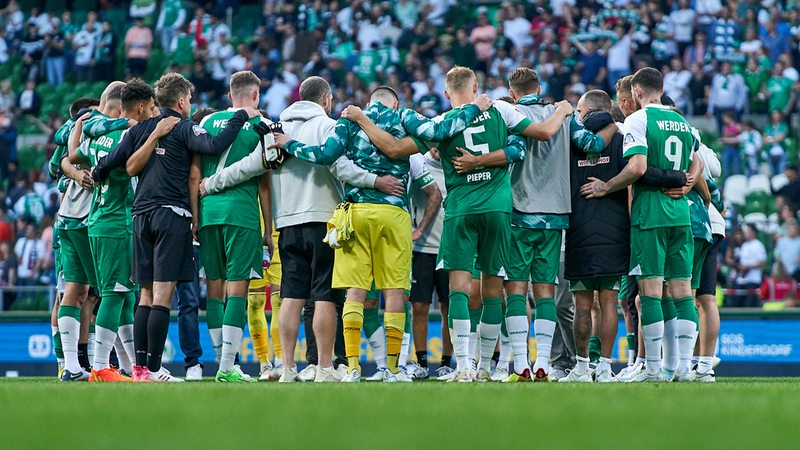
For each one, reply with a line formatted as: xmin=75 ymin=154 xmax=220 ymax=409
xmin=1 ymin=319 xmax=798 ymax=364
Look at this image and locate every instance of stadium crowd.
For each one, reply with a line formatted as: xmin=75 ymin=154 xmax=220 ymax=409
xmin=0 ymin=0 xmax=796 ymax=384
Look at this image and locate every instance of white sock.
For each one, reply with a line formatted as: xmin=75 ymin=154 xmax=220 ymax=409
xmin=209 ymin=327 xmax=222 ymax=362
xmin=477 ymin=322 xmax=501 ymax=372
xmin=452 ymin=319 xmax=470 ymax=371
xmin=497 ymin=330 xmax=511 ymax=371
xmin=697 ymin=355 xmax=714 ymax=374
xmin=117 ymin=324 xmax=136 ymax=369
xmin=635 ymin=356 xmax=644 ymax=365
xmin=114 ymin=334 xmax=133 ymax=374
xmin=575 ymin=355 xmax=590 ymax=373
xmin=92 ymin=326 xmax=116 ymax=370
xmin=642 ymin=321 xmax=664 ymax=374
xmin=367 ymin=328 xmax=386 ymax=369
xmin=274 ymin=357 xmax=283 ymax=367
xmin=598 ymin=356 xmax=612 ymax=372
xmin=662 ymin=318 xmax=678 ymax=373
xmin=87 ymin=332 xmax=95 ymax=365
xmin=505 ymin=315 xmax=529 ymax=373
xmin=532 ymin=318 xmax=556 ymax=372
xmin=219 ymin=325 xmax=244 ymax=373
xmin=627 ymin=348 xmax=636 ymax=366
xmin=58 ymin=315 xmax=81 ymax=373
xmin=468 ymin=331 xmax=478 ymax=363
xmin=399 ymin=332 xmax=410 ymax=368
xmin=676 ymin=319 xmax=698 ymax=373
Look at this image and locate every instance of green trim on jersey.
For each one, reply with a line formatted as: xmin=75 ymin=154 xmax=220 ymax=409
xmin=199 ymin=109 xmax=265 ymax=231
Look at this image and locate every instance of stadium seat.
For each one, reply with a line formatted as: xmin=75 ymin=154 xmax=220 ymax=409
xmin=43 ymin=0 xmax=67 ymax=14
xmin=747 ymin=174 xmax=771 ymax=195
xmin=743 ymin=212 xmax=768 ymax=230
xmin=742 ymin=192 xmax=769 ymax=216
xmin=724 ymin=175 xmax=747 ymax=205
xmin=772 ymin=173 xmax=789 ymax=192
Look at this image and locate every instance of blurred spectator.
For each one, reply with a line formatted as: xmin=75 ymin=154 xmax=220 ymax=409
xmin=13 ymin=184 xmax=44 ymax=226
xmin=708 ymin=61 xmax=747 ymax=133
xmin=27 ymin=7 xmax=52 ymax=37
xmin=0 ymin=241 xmax=17 ymax=310
xmin=205 ymin=14 xmax=230 ymax=50
xmin=764 ymin=61 xmax=795 ymax=115
xmin=729 ymin=224 xmax=767 ymax=307
xmin=189 ymin=62 xmax=219 ymax=107
xmin=740 ymin=27 xmax=762 ymax=56
xmin=720 ymin=111 xmax=742 ymax=178
xmin=14 ymin=222 xmax=43 ymax=304
xmin=157 ymin=0 xmax=187 ymax=53
xmin=450 ymin=28 xmax=474 ymax=69
xmin=571 ymin=38 xmax=607 ymax=90
xmin=226 ymin=44 xmax=251 ymax=74
xmin=19 ymin=24 xmax=43 ymax=82
xmin=0 ymin=79 xmax=15 ymax=114
xmin=0 ymin=208 xmax=12 ymax=243
xmin=776 ymin=221 xmax=800 ymax=279
xmin=503 ymin=4 xmax=532 ymax=54
xmin=124 ymin=17 xmax=153 ymax=78
xmin=60 ymin=11 xmax=78 ymax=73
xmin=683 ymin=31 xmax=711 ymax=72
xmin=1 ymin=1 xmax=25 ymax=47
xmin=0 ymin=116 xmax=16 ymax=181
xmin=760 ymin=260 xmax=797 ymax=303
xmin=0 ymin=30 xmax=8 ymax=65
xmin=469 ymin=8 xmax=496 ymax=75
xmin=17 ymin=81 xmax=40 ymax=118
xmin=670 ymin=0 xmax=696 ymax=56
xmin=744 ymin=57 xmax=769 ymax=113
xmin=710 ymin=6 xmax=740 ymax=59
xmin=394 ymin=0 xmax=419 ymax=30
xmin=187 ymin=7 xmax=211 ymax=50
xmin=764 ymin=110 xmax=789 ymax=176
xmin=43 ymin=19 xmax=66 ymax=86
xmin=72 ymin=22 xmax=97 ymax=82
xmin=263 ymin=74 xmax=293 ymax=121
xmin=607 ymin=24 xmax=633 ymax=90
xmin=95 ymin=21 xmax=117 ymax=82
xmin=651 ymin=8 xmax=677 ymax=70
xmin=774 ymin=166 xmax=800 ymax=211
xmin=761 ymin=20 xmax=789 ymax=63
xmin=207 ymin=33 xmax=233 ymax=87
xmin=663 ymin=57 xmax=691 ymax=113
xmin=738 ymin=120 xmax=763 ymax=179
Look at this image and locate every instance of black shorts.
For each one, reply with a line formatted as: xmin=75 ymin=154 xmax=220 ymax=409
xmin=132 ymin=208 xmax=194 ymax=284
xmin=410 ymin=251 xmax=449 ymax=305
xmin=279 ymin=223 xmax=344 ymax=303
xmin=698 ymin=235 xmax=724 ymax=296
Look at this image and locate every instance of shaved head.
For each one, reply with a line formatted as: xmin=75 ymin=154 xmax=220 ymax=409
xmin=100 ymin=81 xmax=126 ymax=109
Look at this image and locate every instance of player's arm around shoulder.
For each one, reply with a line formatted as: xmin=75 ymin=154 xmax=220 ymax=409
xmin=340 ymin=105 xmax=419 ymax=158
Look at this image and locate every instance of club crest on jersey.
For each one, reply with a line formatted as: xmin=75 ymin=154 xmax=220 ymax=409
xmin=192 ymin=125 xmax=207 ymax=136
xmin=624 ymin=133 xmax=635 ymax=144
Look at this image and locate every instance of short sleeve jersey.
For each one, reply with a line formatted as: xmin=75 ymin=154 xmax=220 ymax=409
xmin=78 ymin=128 xmax=134 ymax=238
xmin=623 ymin=104 xmax=694 ymax=229
xmin=199 ymin=109 xmax=269 ymax=231
xmin=419 ymin=100 xmax=530 ymax=218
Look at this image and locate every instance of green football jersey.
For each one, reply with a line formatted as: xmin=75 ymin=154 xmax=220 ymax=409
xmin=198 ymin=109 xmax=267 ymax=231
xmin=419 ymin=101 xmax=530 ymax=218
xmin=623 ymin=103 xmax=695 ymax=229
xmin=78 ymin=128 xmax=134 ymax=238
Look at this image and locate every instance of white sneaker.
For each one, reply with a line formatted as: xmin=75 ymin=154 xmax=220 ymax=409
xmin=383 ymin=370 xmax=413 ymax=383
xmin=449 ymin=368 xmax=473 ymax=383
xmin=475 ymin=368 xmax=492 ymax=382
xmin=269 ymin=361 xmax=283 ymax=381
xmin=490 ymin=367 xmax=509 ymax=382
xmin=673 ymin=370 xmax=696 ymax=382
xmin=259 ymin=361 xmax=273 ymax=381
xmin=618 ymin=361 xmax=645 ymax=382
xmin=693 ymin=369 xmax=716 ymax=382
xmin=366 ymin=368 xmax=388 ymax=381
xmin=314 ymin=366 xmax=343 ymax=382
xmin=234 ymin=365 xmax=252 ymax=381
xmin=148 ymin=367 xmax=185 ymax=382
xmin=712 ymin=356 xmax=722 ymax=369
xmin=340 ymin=367 xmax=361 ymax=383
xmin=632 ymin=369 xmax=665 ymax=383
xmin=409 ymin=364 xmax=429 ymax=380
xmin=436 ymin=366 xmax=455 ymax=381
xmin=278 ymin=366 xmax=299 ymax=383
xmin=185 ymin=364 xmax=203 ymax=381
xmin=297 ymin=364 xmax=317 ymax=382
xmin=550 ymin=367 xmax=568 ymax=381
xmin=335 ymin=364 xmax=349 ymax=379
xmin=558 ymin=369 xmax=593 ymax=383
xmin=594 ymin=366 xmax=617 ymax=383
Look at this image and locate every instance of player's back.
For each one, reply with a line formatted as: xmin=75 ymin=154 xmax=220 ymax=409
xmin=437 ymin=105 xmax=513 ymax=218
xmin=83 ymin=128 xmax=134 ymax=237
xmin=198 ymin=109 xmax=267 ymax=230
xmin=624 ymin=104 xmax=694 ymax=229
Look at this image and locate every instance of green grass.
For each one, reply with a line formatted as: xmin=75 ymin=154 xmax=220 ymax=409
xmin=2 ymin=377 xmax=799 ymax=449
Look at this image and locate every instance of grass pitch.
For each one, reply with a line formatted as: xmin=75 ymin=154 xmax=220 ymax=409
xmin=1 ymin=377 xmax=798 ymax=449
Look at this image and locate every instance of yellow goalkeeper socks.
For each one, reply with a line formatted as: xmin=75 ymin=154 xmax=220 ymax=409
xmin=247 ymin=291 xmax=269 ymax=364
xmin=384 ymin=312 xmax=405 ymax=374
xmin=269 ymin=290 xmax=282 ymax=361
xmin=343 ymin=301 xmax=364 ymax=371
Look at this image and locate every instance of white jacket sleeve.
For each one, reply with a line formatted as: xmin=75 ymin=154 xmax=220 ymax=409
xmin=328 ymin=156 xmax=377 ymax=188
xmin=204 ymin=145 xmax=267 ymax=195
